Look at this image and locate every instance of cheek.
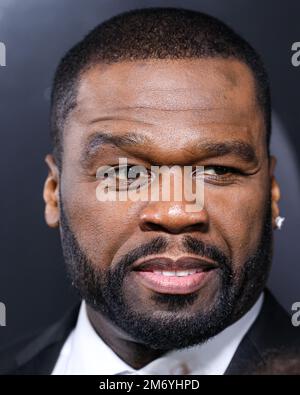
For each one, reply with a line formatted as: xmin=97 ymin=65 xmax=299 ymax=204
xmin=61 ymin=180 xmax=142 ymax=269
xmin=205 ymin=183 xmax=269 ymax=267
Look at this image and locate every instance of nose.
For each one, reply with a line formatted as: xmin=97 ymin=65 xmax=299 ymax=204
xmin=139 ymin=202 xmax=209 ymax=234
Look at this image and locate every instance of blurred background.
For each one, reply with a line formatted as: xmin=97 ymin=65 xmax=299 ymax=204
xmin=0 ymin=0 xmax=299 ymax=348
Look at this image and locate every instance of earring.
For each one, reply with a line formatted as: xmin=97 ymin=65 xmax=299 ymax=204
xmin=275 ymin=216 xmax=285 ymax=230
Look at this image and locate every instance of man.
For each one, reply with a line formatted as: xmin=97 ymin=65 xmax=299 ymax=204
xmin=1 ymin=7 xmax=299 ymax=375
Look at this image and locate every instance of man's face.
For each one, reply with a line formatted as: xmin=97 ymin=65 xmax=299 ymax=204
xmin=45 ymin=59 xmax=279 ymax=349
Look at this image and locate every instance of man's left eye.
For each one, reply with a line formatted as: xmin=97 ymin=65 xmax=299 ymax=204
xmin=194 ymin=166 xmax=241 ymax=177
xmin=204 ymin=166 xmax=237 ymax=176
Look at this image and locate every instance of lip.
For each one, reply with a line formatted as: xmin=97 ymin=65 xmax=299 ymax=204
xmin=132 ymin=255 xmax=218 ymax=295
xmin=132 ymin=256 xmax=218 ymax=272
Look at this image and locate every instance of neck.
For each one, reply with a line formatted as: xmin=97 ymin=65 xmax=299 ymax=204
xmin=86 ymin=304 xmax=166 ymax=370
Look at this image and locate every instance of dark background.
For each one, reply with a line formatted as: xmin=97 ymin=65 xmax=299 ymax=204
xmin=0 ymin=0 xmax=299 ymax=348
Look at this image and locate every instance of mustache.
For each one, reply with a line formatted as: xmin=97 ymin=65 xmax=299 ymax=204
xmin=183 ymin=235 xmax=231 ymax=271
xmin=111 ymin=235 xmax=231 ymax=275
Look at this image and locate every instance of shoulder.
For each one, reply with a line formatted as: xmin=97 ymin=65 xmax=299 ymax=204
xmin=0 ymin=303 xmax=80 ymax=375
xmin=226 ymin=289 xmax=300 ymax=374
xmin=248 ymin=289 xmax=300 ymax=351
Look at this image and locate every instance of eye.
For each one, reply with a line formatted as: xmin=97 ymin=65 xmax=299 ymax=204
xmin=192 ymin=165 xmax=243 ymax=183
xmin=96 ymin=164 xmax=154 ymax=191
xmin=204 ymin=166 xmax=239 ymax=176
xmin=117 ymin=165 xmax=155 ymax=190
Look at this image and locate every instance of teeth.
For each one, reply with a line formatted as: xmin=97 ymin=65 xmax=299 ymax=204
xmin=162 ymin=271 xmax=176 ymax=276
xmin=153 ymin=270 xmax=198 ymax=277
xmin=176 ymin=270 xmax=195 ymax=276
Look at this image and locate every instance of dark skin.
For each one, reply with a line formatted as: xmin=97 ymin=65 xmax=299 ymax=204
xmin=43 ymin=58 xmax=281 ymax=369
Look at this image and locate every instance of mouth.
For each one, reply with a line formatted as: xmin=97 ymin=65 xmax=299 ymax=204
xmin=132 ymin=256 xmax=219 ymax=295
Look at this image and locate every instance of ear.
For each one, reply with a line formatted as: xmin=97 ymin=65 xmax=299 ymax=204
xmin=43 ymin=154 xmax=60 ymax=228
xmin=269 ymin=155 xmax=281 ymax=229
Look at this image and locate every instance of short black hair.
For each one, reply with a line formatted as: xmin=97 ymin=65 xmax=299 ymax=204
xmin=50 ymin=7 xmax=271 ymax=169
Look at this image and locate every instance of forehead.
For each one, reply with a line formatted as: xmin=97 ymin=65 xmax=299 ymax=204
xmin=65 ymin=58 xmax=265 ymax=154
xmin=74 ymin=58 xmax=259 ymax=119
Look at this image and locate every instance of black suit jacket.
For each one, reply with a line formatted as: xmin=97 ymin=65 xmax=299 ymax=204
xmin=0 ymin=289 xmax=299 ymax=375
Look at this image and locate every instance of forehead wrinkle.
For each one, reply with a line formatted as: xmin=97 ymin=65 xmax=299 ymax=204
xmin=98 ymin=105 xmax=225 ymax=112
xmin=88 ymin=114 xmax=155 ymax=127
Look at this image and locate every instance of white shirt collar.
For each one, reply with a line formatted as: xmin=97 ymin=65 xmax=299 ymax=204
xmin=52 ymin=293 xmax=264 ymax=375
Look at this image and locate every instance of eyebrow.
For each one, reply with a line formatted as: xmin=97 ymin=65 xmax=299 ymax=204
xmin=80 ymin=131 xmax=151 ymax=166
xmin=81 ymin=131 xmax=258 ymax=166
xmin=197 ymin=140 xmax=258 ymax=164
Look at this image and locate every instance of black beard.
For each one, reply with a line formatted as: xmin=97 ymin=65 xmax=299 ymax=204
xmin=59 ymin=194 xmax=273 ymax=351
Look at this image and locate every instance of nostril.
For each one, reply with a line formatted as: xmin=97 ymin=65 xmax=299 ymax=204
xmin=140 ymin=222 xmax=166 ymax=232
xmin=183 ymin=223 xmax=209 ymax=233
xmin=140 ymin=221 xmax=207 ymax=234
